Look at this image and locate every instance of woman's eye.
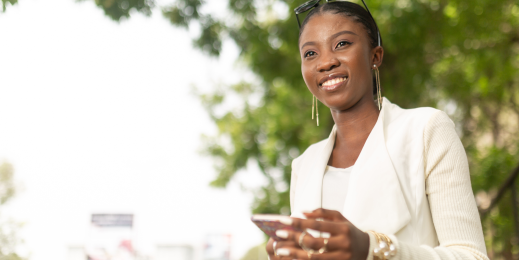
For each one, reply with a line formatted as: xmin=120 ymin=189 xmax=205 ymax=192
xmin=336 ymin=41 xmax=351 ymax=48
xmin=304 ymin=51 xmax=316 ymax=58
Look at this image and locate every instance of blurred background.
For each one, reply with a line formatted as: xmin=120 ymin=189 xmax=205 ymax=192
xmin=0 ymin=0 xmax=518 ymax=259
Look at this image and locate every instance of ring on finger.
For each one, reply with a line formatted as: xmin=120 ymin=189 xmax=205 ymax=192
xmin=318 ymin=238 xmax=328 ymax=253
xmin=299 ymin=231 xmax=316 ymax=254
xmin=299 ymin=231 xmax=309 ymax=249
xmin=273 ymin=241 xmax=278 ymax=256
xmin=300 ymin=231 xmax=328 ymax=255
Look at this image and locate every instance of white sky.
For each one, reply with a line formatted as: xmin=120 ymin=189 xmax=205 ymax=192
xmin=0 ymin=0 xmax=267 ymax=259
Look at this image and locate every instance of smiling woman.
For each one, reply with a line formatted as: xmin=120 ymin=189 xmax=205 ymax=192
xmin=263 ymin=1 xmax=489 ymax=260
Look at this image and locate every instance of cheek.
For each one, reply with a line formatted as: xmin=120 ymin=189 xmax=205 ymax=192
xmin=342 ymin=55 xmax=369 ymax=79
xmin=301 ymin=64 xmax=314 ymax=89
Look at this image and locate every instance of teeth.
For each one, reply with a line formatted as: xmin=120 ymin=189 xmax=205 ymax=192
xmin=322 ymin=77 xmax=346 ymax=87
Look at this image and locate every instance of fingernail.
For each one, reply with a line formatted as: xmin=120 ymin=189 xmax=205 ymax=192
xmin=276 ymin=229 xmax=288 ymax=239
xmin=277 ymin=248 xmax=290 ymax=256
xmin=279 ymin=217 xmax=293 ymax=225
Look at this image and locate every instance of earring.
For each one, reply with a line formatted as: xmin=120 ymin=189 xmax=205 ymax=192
xmin=312 ymin=95 xmax=319 ymax=126
xmin=373 ymin=64 xmax=382 ymax=110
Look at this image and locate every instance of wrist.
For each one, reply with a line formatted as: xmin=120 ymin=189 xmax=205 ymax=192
xmin=353 ymin=231 xmax=370 ymax=260
xmin=365 ymin=231 xmax=378 ymax=260
xmin=366 ymin=231 xmax=397 ymax=260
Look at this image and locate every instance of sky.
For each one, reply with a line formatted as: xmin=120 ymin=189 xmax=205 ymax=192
xmin=0 ymin=0 xmax=267 ymax=259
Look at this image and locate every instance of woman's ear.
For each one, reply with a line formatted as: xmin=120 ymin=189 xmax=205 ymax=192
xmin=371 ymin=46 xmax=384 ymax=68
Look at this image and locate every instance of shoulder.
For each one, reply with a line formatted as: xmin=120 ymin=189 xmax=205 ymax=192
xmin=382 ymin=99 xmax=456 ymax=143
xmin=384 ymin=99 xmax=443 ymax=128
xmin=387 ymin=100 xmax=457 ymax=141
xmin=423 ymin=110 xmax=460 ymax=154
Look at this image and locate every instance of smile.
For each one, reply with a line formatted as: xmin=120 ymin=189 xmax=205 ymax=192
xmin=320 ymin=77 xmax=347 ymax=91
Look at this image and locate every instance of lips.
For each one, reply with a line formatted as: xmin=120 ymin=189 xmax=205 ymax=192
xmin=318 ymin=74 xmax=348 ymax=91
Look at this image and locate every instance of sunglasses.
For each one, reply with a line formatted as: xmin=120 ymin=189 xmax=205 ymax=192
xmin=294 ymin=0 xmax=381 ymax=46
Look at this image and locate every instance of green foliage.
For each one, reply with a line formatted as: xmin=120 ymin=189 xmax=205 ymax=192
xmin=90 ymin=0 xmax=155 ymax=21
xmin=470 ymin=146 xmax=519 ymax=258
xmin=0 ymin=163 xmax=15 ymax=206
xmin=0 ymin=162 xmax=24 ymax=260
xmin=1 ymin=0 xmax=16 ymax=12
xmin=162 ymin=0 xmax=203 ymax=28
xmin=162 ymin=0 xmax=519 ymax=257
xmin=5 ymin=0 xmax=519 ymax=257
xmin=0 ymin=220 xmax=24 ymax=260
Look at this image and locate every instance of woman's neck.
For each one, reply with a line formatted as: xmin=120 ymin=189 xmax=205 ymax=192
xmin=328 ymin=97 xmax=380 ymax=168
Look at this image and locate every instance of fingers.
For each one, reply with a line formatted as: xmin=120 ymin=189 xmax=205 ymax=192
xmin=266 ymin=238 xmax=276 ymax=255
xmin=276 ymin=247 xmax=311 ymax=259
xmin=308 ymin=251 xmax=347 ymax=260
xmin=291 ymin=218 xmax=349 ymax=235
xmin=303 ymin=208 xmax=347 ymax=222
xmin=277 ymin=229 xmax=353 ymax=253
xmin=269 ymin=239 xmax=298 ymax=260
xmin=299 ymin=233 xmax=350 ymax=252
xmin=275 ymin=240 xmax=298 ymax=249
xmin=275 ymin=241 xmax=306 ymax=260
xmin=276 ymin=247 xmax=346 ymax=260
xmin=277 ymin=229 xmax=312 ymax=243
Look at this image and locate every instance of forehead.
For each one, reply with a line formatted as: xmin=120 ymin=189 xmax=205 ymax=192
xmin=299 ymin=12 xmax=367 ymax=48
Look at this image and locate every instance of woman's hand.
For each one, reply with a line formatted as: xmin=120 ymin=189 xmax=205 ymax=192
xmin=266 ymin=237 xmax=300 ymax=260
xmin=266 ymin=238 xmax=280 ymax=260
xmin=274 ymin=209 xmax=370 ymax=260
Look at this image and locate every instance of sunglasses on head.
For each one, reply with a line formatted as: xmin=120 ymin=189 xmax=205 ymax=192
xmin=294 ymin=0 xmax=381 ymax=47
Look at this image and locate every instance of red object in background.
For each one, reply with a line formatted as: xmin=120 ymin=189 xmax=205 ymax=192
xmin=119 ymin=240 xmax=134 ymax=253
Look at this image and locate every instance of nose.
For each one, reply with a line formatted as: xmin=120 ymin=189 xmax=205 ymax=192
xmin=317 ymin=52 xmax=340 ymax=72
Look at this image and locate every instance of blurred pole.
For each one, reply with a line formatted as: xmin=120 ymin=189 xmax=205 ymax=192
xmin=481 ymin=164 xmax=519 ymax=217
xmin=511 ymin=181 xmax=519 ymax=243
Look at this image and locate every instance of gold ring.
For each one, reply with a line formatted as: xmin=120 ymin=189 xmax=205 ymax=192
xmin=299 ymin=231 xmax=319 ymax=255
xmin=307 ymin=251 xmax=312 ymax=259
xmin=273 ymin=241 xmax=278 ymax=256
xmin=318 ymin=238 xmax=328 ymax=253
xmin=299 ymin=231 xmax=308 ymax=248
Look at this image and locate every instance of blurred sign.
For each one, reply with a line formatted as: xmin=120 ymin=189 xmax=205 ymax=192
xmin=86 ymin=213 xmax=135 ymax=260
xmin=92 ymin=214 xmax=134 ymax=228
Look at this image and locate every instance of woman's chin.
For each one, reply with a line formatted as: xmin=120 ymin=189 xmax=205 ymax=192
xmin=321 ymin=94 xmax=368 ymax=112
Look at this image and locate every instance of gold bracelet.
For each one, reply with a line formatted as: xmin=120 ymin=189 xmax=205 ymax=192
xmin=367 ymin=231 xmax=397 ymax=260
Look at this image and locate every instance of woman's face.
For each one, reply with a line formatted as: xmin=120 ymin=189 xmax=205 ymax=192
xmin=299 ymin=12 xmax=381 ymax=111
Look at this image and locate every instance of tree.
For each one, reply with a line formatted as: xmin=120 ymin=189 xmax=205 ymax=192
xmin=0 ymin=162 xmax=24 ymax=260
xmin=3 ymin=0 xmax=519 ymax=258
xmin=160 ymin=1 xmax=519 ymax=258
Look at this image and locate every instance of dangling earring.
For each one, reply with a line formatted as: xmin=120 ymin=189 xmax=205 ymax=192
xmin=312 ymin=95 xmax=319 ymax=126
xmin=373 ymin=64 xmax=382 ymax=110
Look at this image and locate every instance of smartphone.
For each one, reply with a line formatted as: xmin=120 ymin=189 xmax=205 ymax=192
xmin=251 ymin=214 xmax=301 ymax=240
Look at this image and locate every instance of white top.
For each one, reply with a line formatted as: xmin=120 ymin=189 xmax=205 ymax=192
xmin=322 ymin=165 xmax=353 ymax=212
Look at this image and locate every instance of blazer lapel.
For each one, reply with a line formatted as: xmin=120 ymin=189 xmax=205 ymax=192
xmin=293 ymin=125 xmax=337 ymax=217
xmin=342 ymin=98 xmax=411 ymax=235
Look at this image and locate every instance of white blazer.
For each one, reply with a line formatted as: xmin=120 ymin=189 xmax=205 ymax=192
xmin=290 ymin=97 xmax=442 ymax=247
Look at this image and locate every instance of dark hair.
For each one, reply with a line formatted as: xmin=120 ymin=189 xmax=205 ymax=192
xmin=299 ymin=1 xmax=382 ymax=49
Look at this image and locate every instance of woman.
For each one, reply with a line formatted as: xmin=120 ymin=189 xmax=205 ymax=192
xmin=265 ymin=1 xmax=488 ymax=260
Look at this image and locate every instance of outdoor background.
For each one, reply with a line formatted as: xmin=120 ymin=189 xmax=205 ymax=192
xmin=1 ymin=0 xmax=519 ymax=259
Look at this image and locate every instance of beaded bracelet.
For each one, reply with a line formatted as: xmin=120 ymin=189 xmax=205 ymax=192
xmin=367 ymin=231 xmax=397 ymax=260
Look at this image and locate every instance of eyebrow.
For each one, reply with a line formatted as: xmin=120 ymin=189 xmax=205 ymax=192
xmin=300 ymin=30 xmax=358 ymax=50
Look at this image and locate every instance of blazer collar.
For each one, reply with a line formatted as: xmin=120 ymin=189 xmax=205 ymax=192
xmin=296 ymin=98 xmax=411 ymax=235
